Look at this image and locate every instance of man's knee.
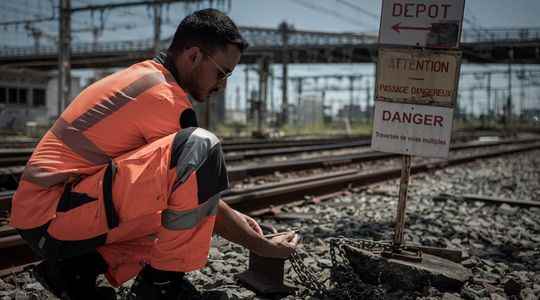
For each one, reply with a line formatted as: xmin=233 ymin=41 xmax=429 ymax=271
xmin=170 ymin=127 xmax=223 ymax=184
xmin=171 ymin=127 xmax=220 ymax=162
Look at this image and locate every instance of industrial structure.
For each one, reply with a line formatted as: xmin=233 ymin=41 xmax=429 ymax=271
xmin=0 ymin=0 xmax=539 ymax=132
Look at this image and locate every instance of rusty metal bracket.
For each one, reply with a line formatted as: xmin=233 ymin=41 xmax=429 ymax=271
xmin=381 ymin=246 xmax=423 ymax=263
xmin=235 ymin=252 xmax=295 ymax=295
xmin=349 ymin=238 xmax=462 ymax=263
xmin=338 ymin=238 xmax=423 ymax=263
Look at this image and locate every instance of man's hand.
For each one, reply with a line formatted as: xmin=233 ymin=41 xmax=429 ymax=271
xmin=253 ymin=232 xmax=300 ymax=258
xmin=234 ymin=210 xmax=263 ymax=236
xmin=214 ymin=200 xmax=299 ymax=259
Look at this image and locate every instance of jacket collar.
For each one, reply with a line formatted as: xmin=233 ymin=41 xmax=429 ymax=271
xmin=153 ymin=51 xmax=181 ymax=85
xmin=154 ymin=51 xmax=197 ymax=104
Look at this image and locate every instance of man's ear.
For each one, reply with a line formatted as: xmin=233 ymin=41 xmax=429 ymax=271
xmin=184 ymin=46 xmax=203 ymax=68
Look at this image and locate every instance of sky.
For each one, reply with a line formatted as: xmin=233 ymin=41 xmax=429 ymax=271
xmin=229 ymin=0 xmax=540 ymax=32
xmin=98 ymin=0 xmax=540 ymax=43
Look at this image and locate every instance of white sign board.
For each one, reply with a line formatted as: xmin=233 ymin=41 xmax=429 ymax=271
xmin=376 ymin=48 xmax=461 ymax=107
xmin=371 ymin=101 xmax=454 ymax=158
xmin=379 ymin=0 xmax=465 ymax=48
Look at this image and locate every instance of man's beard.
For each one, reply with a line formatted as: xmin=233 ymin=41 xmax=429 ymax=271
xmin=183 ymin=69 xmax=206 ymax=102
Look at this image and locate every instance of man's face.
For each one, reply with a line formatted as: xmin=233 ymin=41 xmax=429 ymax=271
xmin=187 ymin=44 xmax=241 ymax=102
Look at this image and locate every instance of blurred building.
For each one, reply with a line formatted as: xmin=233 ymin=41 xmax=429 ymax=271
xmin=192 ymin=90 xmax=226 ymax=130
xmin=246 ymin=89 xmax=258 ymax=123
xmin=0 ymin=68 xmax=81 ymax=131
xmin=85 ymin=69 xmax=117 ymax=86
xmin=226 ymin=109 xmax=247 ymax=124
xmin=337 ymin=104 xmax=372 ymax=122
xmin=298 ymin=95 xmax=323 ymax=126
xmin=225 ymin=85 xmax=247 ymax=124
xmin=522 ymin=108 xmax=540 ymax=122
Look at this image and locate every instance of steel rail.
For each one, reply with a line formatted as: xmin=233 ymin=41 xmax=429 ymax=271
xmin=0 ymin=138 xmax=370 ymax=167
xmin=227 ymin=137 xmax=540 ymax=181
xmin=221 ymin=136 xmax=368 ymax=152
xmin=224 ymin=140 xmax=371 ymax=161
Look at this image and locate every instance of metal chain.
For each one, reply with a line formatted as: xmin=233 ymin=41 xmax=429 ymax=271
xmin=329 ymin=238 xmax=385 ymax=300
xmin=289 ymin=237 xmax=387 ymax=300
xmin=290 ymin=250 xmax=330 ymax=298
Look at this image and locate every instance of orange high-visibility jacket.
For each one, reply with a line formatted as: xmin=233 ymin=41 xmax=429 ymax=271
xmin=11 ymin=53 xmax=227 ymax=284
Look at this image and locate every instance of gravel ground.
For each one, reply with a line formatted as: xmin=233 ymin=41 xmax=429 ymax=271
xmin=1 ymin=149 xmax=539 ymax=299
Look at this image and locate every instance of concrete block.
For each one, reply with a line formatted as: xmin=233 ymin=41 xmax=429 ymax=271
xmin=344 ymin=245 xmax=472 ymax=292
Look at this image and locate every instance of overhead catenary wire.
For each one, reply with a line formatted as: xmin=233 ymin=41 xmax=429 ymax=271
xmin=70 ymin=0 xmax=211 ymax=13
xmin=463 ymin=5 xmax=493 ymax=42
xmin=0 ymin=0 xmax=56 ymax=26
xmin=0 ymin=0 xmax=191 ymax=47
xmin=334 ymin=0 xmax=378 ymax=20
xmin=291 ymin=0 xmax=369 ymax=29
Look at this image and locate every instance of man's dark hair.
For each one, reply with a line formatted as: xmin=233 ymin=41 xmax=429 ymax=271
xmin=168 ymin=8 xmax=248 ymax=55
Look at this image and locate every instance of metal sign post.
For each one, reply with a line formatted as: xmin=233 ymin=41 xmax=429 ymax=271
xmin=382 ymin=154 xmax=421 ymax=262
xmin=393 ymin=154 xmax=411 ymax=248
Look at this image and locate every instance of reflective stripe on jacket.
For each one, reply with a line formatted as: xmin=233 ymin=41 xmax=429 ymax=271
xmin=11 ymin=56 xmax=193 ymax=229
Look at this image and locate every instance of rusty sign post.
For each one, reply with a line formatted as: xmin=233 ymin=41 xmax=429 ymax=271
xmin=393 ymin=155 xmax=411 ymax=248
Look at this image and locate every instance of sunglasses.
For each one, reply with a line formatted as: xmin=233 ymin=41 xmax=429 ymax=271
xmin=201 ymin=49 xmax=233 ymax=83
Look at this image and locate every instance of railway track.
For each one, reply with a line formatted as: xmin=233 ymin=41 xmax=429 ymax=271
xmin=0 ymin=128 xmax=507 ymax=151
xmin=0 ymin=137 xmax=372 ymax=167
xmin=1 ymin=139 xmax=539 ymax=271
xmin=0 ymin=129 xmax=513 ymax=167
xmin=221 ymin=135 xmax=368 ymax=152
xmin=227 ymin=137 xmax=540 ymax=180
xmin=224 ymin=139 xmax=371 ymax=162
xmin=1 ymin=136 xmax=534 ymax=186
xmin=225 ymin=141 xmax=540 ymax=213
